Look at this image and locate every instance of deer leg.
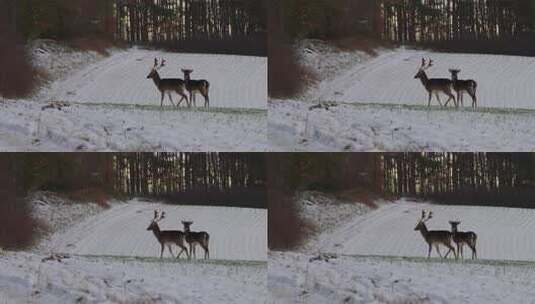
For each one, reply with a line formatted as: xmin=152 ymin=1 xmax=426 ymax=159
xmin=168 ymin=93 xmax=176 ymax=107
xmin=168 ymin=245 xmax=174 ymax=257
xmin=427 ymin=92 xmax=432 ymax=107
xmin=471 ymin=244 xmax=477 ymax=259
xmin=435 ymin=93 xmax=443 ymax=107
xmin=203 ymin=93 xmax=209 ymax=108
xmin=160 ymin=92 xmax=165 ymax=107
xmin=435 ymin=245 xmax=443 ymax=258
xmin=427 ymin=244 xmax=432 ymax=258
xmin=160 ymin=244 xmax=164 ymax=258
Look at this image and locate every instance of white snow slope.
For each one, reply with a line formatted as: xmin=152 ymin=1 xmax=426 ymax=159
xmin=312 ymin=48 xmax=535 ymax=109
xmin=0 ymin=99 xmax=267 ymax=152
xmin=1 ymin=251 xmax=266 ymax=304
xmin=42 ymin=200 xmax=267 ymax=261
xmin=315 ymin=199 xmax=535 ymax=261
xmin=41 ymin=48 xmax=267 ymax=109
xmin=270 ymin=44 xmax=535 ymax=151
xmin=269 ymin=198 xmax=535 ymax=304
xmin=269 ymin=251 xmax=535 ymax=304
xmin=269 ymin=99 xmax=535 ymax=152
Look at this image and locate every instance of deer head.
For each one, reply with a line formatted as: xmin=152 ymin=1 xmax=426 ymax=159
xmin=414 ymin=58 xmax=433 ymax=79
xmin=147 ymin=58 xmax=166 ymax=79
xmin=181 ymin=221 xmax=193 ymax=231
xmin=414 ymin=210 xmax=433 ymax=231
xmin=147 ymin=209 xmax=166 ymax=231
xmin=449 ymin=220 xmax=461 ymax=231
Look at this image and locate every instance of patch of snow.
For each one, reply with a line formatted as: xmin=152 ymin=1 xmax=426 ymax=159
xmin=293 ymin=191 xmax=373 ymax=252
xmin=0 ymin=99 xmax=267 ymax=152
xmin=311 ymin=47 xmax=535 ymax=109
xmin=269 ymin=251 xmax=535 ymax=304
xmin=41 ymin=48 xmax=267 ymax=109
xmin=269 ymin=99 xmax=535 ymax=151
xmin=28 ymin=39 xmax=109 ymax=85
xmin=0 ymin=251 xmax=266 ymax=304
xmin=42 ymin=199 xmax=267 ymax=261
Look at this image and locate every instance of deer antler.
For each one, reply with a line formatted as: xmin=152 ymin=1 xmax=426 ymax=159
xmin=427 ymin=59 xmax=434 ymax=68
xmin=420 ymin=58 xmax=426 ymax=69
xmin=154 ymin=58 xmax=159 ymax=68
xmin=160 ymin=211 xmax=166 ymax=220
xmin=160 ymin=58 xmax=166 ymax=68
xmin=426 ymin=211 xmax=433 ymax=221
xmin=421 ymin=210 xmax=426 ymax=220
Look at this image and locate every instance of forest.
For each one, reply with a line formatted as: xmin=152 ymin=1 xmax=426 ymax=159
xmin=0 ymin=153 xmax=266 ymax=208
xmin=272 ymin=0 xmax=535 ymax=55
xmin=269 ymin=153 xmax=535 ymax=206
xmin=0 ymin=0 xmax=267 ymax=55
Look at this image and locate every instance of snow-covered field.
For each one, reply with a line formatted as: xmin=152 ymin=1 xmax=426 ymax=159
xmin=0 ymin=99 xmax=266 ymax=151
xmin=39 ymin=48 xmax=267 ymax=109
xmin=270 ymin=42 xmax=535 ymax=151
xmin=269 ymin=195 xmax=535 ymax=303
xmin=0 ymin=41 xmax=267 ymax=151
xmin=41 ymin=199 xmax=267 ymax=261
xmin=0 ymin=195 xmax=267 ymax=303
xmin=269 ymin=251 xmax=535 ymax=304
xmin=269 ymin=100 xmax=535 ymax=151
xmin=1 ymin=251 xmax=266 ymax=304
xmin=308 ymin=47 xmax=535 ymax=110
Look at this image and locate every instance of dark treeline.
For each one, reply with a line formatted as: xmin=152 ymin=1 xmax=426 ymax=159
xmin=1 ymin=153 xmax=266 ymax=208
xmin=273 ymin=0 xmax=535 ymax=56
xmin=381 ymin=0 xmax=534 ymax=43
xmin=0 ymin=0 xmax=266 ymax=55
xmin=116 ymin=0 xmax=267 ymax=55
xmin=382 ymin=153 xmax=535 ymax=207
xmin=113 ymin=153 xmax=266 ymax=207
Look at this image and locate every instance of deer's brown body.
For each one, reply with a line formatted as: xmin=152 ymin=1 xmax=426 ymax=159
xmin=449 ymin=221 xmax=478 ymax=259
xmin=181 ymin=69 xmax=210 ymax=108
xmin=414 ymin=59 xmax=457 ymax=107
xmin=182 ymin=221 xmax=210 ymax=259
xmin=147 ymin=210 xmax=189 ymax=259
xmin=147 ymin=58 xmax=189 ymax=107
xmin=449 ymin=69 xmax=478 ymax=108
xmin=414 ymin=210 xmax=457 ymax=259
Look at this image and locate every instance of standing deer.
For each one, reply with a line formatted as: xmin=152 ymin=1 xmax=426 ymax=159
xmin=181 ymin=69 xmax=210 ymax=108
xmin=414 ymin=210 xmax=457 ymax=259
xmin=414 ymin=58 xmax=457 ymax=108
xmin=448 ymin=69 xmax=478 ymax=108
xmin=182 ymin=221 xmax=210 ymax=259
xmin=146 ymin=58 xmax=189 ymax=107
xmin=147 ymin=210 xmax=189 ymax=259
xmin=449 ymin=221 xmax=477 ymax=259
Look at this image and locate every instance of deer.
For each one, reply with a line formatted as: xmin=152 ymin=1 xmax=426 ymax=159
xmin=414 ymin=58 xmax=457 ymax=108
xmin=181 ymin=69 xmax=210 ymax=108
xmin=414 ymin=210 xmax=457 ymax=259
xmin=147 ymin=210 xmax=189 ymax=259
xmin=181 ymin=221 xmax=210 ymax=260
xmin=448 ymin=69 xmax=478 ymax=108
xmin=146 ymin=58 xmax=189 ymax=108
xmin=449 ymin=221 xmax=478 ymax=259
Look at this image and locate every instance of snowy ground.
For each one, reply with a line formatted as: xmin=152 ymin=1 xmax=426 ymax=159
xmin=307 ymin=47 xmax=535 ymax=109
xmin=269 ymin=99 xmax=535 ymax=151
xmin=270 ymin=42 xmax=535 ymax=151
xmin=0 ymin=194 xmax=267 ymax=303
xmin=269 ymin=196 xmax=535 ymax=303
xmin=40 ymin=199 xmax=267 ymax=261
xmin=0 ymin=99 xmax=267 ymax=151
xmin=1 ymin=41 xmax=267 ymax=151
xmin=1 ymin=251 xmax=266 ymax=304
xmin=39 ymin=48 xmax=267 ymax=109
xmin=269 ymin=251 xmax=535 ymax=304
